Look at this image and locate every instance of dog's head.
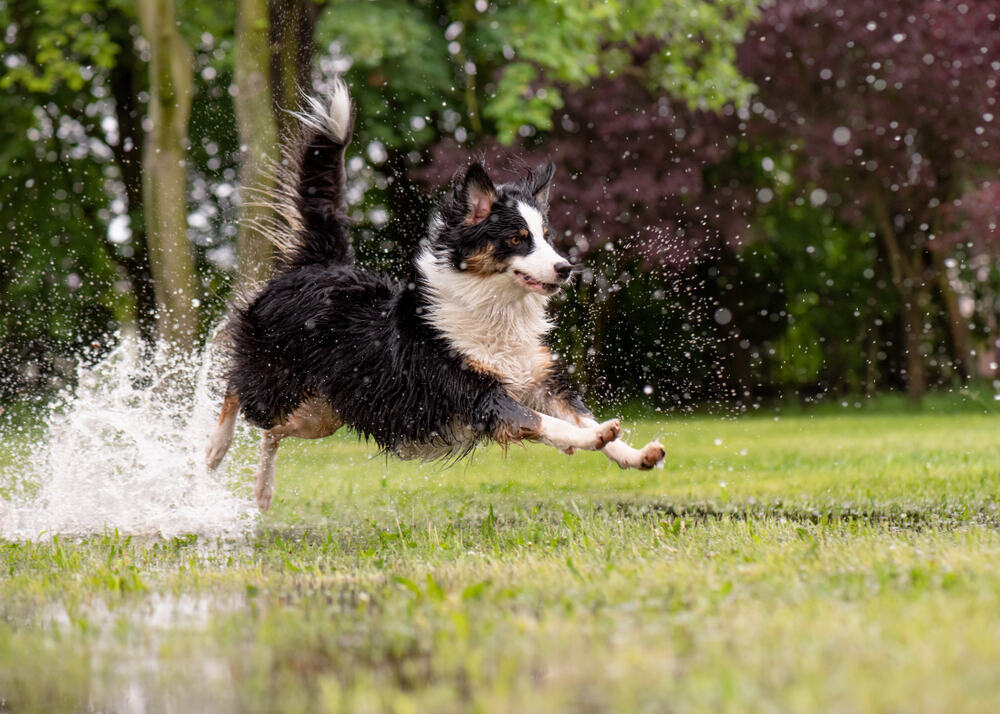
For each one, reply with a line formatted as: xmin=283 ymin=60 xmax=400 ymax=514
xmin=427 ymin=161 xmax=571 ymax=296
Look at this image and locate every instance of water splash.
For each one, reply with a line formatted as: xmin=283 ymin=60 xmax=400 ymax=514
xmin=0 ymin=337 xmax=256 ymax=541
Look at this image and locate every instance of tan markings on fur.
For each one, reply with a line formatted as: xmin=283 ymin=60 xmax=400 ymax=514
xmin=528 ymin=346 xmax=557 ymax=393
xmin=252 ymin=398 xmax=343 ymax=510
xmin=520 ymin=348 xmax=584 ymax=419
xmin=206 ymin=393 xmax=240 ymax=470
xmin=218 ymin=393 xmax=238 ymax=425
xmin=277 ymin=397 xmax=342 ymax=439
xmin=464 ymin=357 xmax=505 ymax=381
xmin=491 ymin=411 xmax=542 ymax=446
xmin=464 ymin=244 xmax=507 ymax=276
xmin=546 ymin=396 xmax=591 ymax=426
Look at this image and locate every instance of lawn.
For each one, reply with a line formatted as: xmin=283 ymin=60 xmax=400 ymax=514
xmin=3 ymin=402 xmax=1000 ymax=713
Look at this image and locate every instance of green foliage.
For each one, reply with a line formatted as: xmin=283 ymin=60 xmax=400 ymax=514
xmin=0 ymin=83 xmax=122 ymax=398
xmin=317 ymin=0 xmax=453 ymax=149
xmin=0 ymin=0 xmax=126 ymax=92
xmin=642 ymin=0 xmax=758 ymax=109
xmin=483 ymin=62 xmax=565 ymax=140
xmin=0 ymin=0 xmax=239 ymax=397
xmin=482 ymin=0 xmax=758 ymax=141
xmin=318 ymin=0 xmax=758 ymax=145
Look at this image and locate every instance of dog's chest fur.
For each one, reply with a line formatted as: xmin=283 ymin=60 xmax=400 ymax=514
xmin=417 ymin=251 xmax=552 ymax=401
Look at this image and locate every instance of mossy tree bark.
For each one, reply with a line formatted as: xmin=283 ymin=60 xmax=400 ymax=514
xmin=137 ymin=0 xmax=199 ymax=351
xmin=235 ymin=0 xmax=279 ymax=286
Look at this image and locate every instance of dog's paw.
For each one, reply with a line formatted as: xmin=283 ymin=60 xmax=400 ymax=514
xmin=205 ymin=440 xmax=227 ymax=471
xmin=253 ymin=477 xmax=273 ymax=512
xmin=637 ymin=440 xmax=666 ymax=470
xmin=593 ymin=419 xmax=622 ymax=449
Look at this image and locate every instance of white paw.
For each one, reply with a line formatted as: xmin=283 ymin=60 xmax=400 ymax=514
xmin=637 ymin=440 xmax=666 ymax=470
xmin=254 ymin=476 xmax=273 ymax=511
xmin=593 ymin=419 xmax=622 ymax=449
xmin=205 ymin=439 xmax=227 ymax=470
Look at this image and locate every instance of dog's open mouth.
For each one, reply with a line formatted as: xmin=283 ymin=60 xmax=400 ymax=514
xmin=514 ymin=270 xmax=560 ymax=294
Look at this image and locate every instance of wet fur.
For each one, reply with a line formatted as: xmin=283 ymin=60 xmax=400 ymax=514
xmin=209 ymin=81 xmax=664 ymax=509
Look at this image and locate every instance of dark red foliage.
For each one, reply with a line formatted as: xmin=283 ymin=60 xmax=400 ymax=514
xmin=739 ymin=0 xmax=1000 ymax=229
xmin=938 ymin=181 xmax=1000 ymax=253
xmin=418 ymin=1 xmax=1000 ymax=263
xmin=409 ymin=0 xmax=1000 ymax=398
xmin=416 ymin=58 xmax=751 ymax=268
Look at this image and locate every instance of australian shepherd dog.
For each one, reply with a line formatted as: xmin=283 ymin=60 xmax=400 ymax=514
xmin=206 ymin=79 xmax=665 ymax=510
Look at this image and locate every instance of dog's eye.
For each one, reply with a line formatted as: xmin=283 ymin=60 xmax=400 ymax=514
xmin=510 ymin=235 xmax=521 ymax=245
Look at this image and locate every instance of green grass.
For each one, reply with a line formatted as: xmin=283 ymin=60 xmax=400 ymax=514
xmin=3 ymin=405 xmax=1000 ymax=713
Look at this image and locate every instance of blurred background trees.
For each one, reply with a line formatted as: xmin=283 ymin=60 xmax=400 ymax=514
xmin=1 ymin=0 xmax=998 ymax=409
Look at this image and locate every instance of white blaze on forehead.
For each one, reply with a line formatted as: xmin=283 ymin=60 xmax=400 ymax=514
xmin=517 ymin=201 xmax=546 ymax=242
xmin=513 ymin=201 xmax=564 ymax=280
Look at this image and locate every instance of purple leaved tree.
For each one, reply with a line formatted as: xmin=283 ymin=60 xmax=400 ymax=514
xmin=738 ymin=0 xmax=1000 ymax=398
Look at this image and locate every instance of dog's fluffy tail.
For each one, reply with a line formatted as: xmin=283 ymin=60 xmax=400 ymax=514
xmin=258 ymin=78 xmax=355 ymax=272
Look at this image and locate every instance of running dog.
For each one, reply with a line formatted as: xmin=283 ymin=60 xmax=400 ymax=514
xmin=206 ymin=79 xmax=665 ymax=510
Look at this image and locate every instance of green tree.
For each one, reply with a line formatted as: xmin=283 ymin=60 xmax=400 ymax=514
xmin=0 ymin=0 xmax=136 ymax=397
xmin=138 ymin=0 xmax=199 ymax=350
xmin=318 ymin=0 xmax=757 ymax=146
xmin=233 ymin=0 xmax=279 ymax=286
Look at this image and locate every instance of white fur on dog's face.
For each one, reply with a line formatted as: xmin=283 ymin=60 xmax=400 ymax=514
xmin=508 ymin=202 xmax=568 ymax=294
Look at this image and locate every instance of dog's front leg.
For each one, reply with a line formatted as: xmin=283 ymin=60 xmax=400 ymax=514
xmin=523 ymin=367 xmax=665 ymax=470
xmin=527 ymin=394 xmax=665 ymax=470
xmin=535 ymin=412 xmax=622 ymax=451
xmin=483 ymin=393 xmax=621 ymax=452
xmin=591 ymin=421 xmax=666 ymax=470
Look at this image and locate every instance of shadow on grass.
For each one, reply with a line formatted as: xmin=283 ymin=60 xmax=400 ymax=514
xmin=600 ymin=499 xmax=1000 ymax=528
xmin=250 ymin=497 xmax=1000 ymax=552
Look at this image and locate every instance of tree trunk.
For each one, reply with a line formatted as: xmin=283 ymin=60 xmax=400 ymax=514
xmin=108 ymin=14 xmax=157 ymax=351
xmin=932 ymin=251 xmax=975 ymax=382
xmin=899 ymin=292 xmax=928 ymax=401
xmin=137 ymin=0 xmax=199 ymax=351
xmin=235 ymin=0 xmax=279 ymax=286
xmin=270 ymin=0 xmax=322 ymax=139
xmin=871 ymin=190 xmax=926 ymax=402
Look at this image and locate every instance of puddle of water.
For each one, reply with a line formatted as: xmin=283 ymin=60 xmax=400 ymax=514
xmin=0 ymin=337 xmax=257 ymax=541
xmin=42 ymin=591 xmax=246 ymax=714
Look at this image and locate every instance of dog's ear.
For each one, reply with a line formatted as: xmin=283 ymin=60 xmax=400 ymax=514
xmin=459 ymin=162 xmax=496 ymax=225
xmin=528 ymin=162 xmax=555 ymax=209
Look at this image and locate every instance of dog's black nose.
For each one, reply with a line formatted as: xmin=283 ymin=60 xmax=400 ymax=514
xmin=554 ymin=262 xmax=572 ymax=281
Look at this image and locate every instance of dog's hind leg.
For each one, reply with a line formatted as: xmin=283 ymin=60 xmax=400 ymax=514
xmin=206 ymin=392 xmax=240 ymax=470
xmin=252 ymin=398 xmax=343 ymax=511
